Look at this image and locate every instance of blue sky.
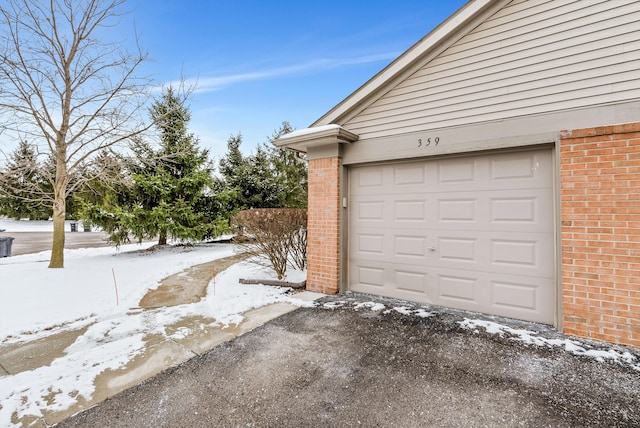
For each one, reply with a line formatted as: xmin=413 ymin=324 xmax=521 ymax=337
xmin=126 ymin=1 xmax=468 ymax=160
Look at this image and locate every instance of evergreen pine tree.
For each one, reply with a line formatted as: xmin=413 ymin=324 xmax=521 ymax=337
xmin=81 ymin=87 xmax=225 ymax=246
xmin=0 ymin=140 xmax=51 ymax=220
xmin=215 ymin=133 xmax=251 ymax=213
xmin=266 ymin=121 xmax=307 ymax=208
xmin=218 ymin=133 xmax=245 ymax=180
xmin=215 ymin=122 xmax=307 ymax=213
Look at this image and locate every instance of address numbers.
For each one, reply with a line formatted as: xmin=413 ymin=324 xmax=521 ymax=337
xmin=417 ymin=137 xmax=440 ymax=147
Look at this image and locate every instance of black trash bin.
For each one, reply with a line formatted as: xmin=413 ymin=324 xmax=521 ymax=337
xmin=0 ymin=237 xmax=14 ymax=257
xmin=70 ymin=222 xmax=77 ymax=232
xmin=83 ymin=224 xmax=91 ymax=232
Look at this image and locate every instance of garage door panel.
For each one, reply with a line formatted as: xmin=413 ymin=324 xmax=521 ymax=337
xmin=355 ymin=199 xmax=386 ymax=221
xmin=491 ymin=237 xmax=542 ymax=269
xmin=395 ymin=235 xmax=429 ymax=258
xmin=434 ymin=153 xmax=552 ymax=189
xmin=490 ymin=196 xmax=537 ymax=223
xmin=356 ymin=265 xmax=386 ymax=288
xmin=349 ymin=148 xmax=555 ymax=324
xmin=433 ymin=268 xmax=553 ymax=323
xmin=393 ymin=199 xmax=427 ymax=221
xmin=427 ymin=230 xmax=552 ymax=273
xmin=355 ymin=196 xmax=432 ymax=224
xmin=488 ymin=191 xmax=553 ymax=229
xmin=354 ymin=233 xmax=386 ymax=256
xmin=350 ymin=261 xmax=435 ymax=301
xmin=437 ymin=273 xmax=479 ymax=303
xmin=349 ymin=265 xmax=554 ymax=324
xmin=437 ymin=197 xmax=477 ymax=223
xmin=352 ymin=228 xmax=431 ymax=261
xmin=492 ymin=280 xmax=539 ymax=311
xmin=488 ymin=232 xmax=554 ymax=275
xmin=393 ymin=163 xmax=429 ymax=188
xmin=437 ymin=157 xmax=477 ymax=184
xmin=395 ymin=269 xmax=430 ymax=294
xmin=435 ymin=193 xmax=551 ymax=231
xmin=438 ymin=237 xmax=477 ymax=263
xmin=489 ymin=151 xmax=552 ymax=186
xmin=353 ymin=230 xmax=553 ymax=276
xmin=352 ymin=163 xmax=431 ymax=195
xmin=356 ymin=190 xmax=554 ymax=230
xmin=489 ymin=273 xmax=554 ymax=323
xmin=354 ymin=167 xmax=384 ymax=189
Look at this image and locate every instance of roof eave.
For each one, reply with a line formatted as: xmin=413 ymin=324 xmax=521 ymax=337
xmin=273 ymin=124 xmax=359 ymax=153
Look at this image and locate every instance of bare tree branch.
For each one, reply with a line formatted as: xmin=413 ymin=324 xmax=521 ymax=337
xmin=0 ymin=0 xmax=154 ymax=268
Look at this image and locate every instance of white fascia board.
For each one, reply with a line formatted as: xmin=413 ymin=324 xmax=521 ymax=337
xmin=273 ymin=124 xmax=359 ymax=153
xmin=313 ymin=0 xmax=495 ymax=126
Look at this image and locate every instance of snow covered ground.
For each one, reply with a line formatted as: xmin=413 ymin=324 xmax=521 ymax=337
xmin=0 ymin=219 xmax=311 ymax=426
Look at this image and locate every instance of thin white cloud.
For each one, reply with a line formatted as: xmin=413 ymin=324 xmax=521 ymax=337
xmin=160 ymin=52 xmax=398 ymax=94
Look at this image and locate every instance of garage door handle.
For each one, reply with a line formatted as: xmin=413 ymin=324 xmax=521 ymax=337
xmin=428 ymin=246 xmax=436 ymax=251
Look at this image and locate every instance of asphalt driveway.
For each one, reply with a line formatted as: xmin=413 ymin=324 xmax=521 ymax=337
xmin=57 ymin=294 xmax=640 ymax=427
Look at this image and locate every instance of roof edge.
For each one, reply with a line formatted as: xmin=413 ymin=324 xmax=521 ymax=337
xmin=273 ymin=124 xmax=359 ymax=153
xmin=312 ymin=0 xmax=499 ymax=126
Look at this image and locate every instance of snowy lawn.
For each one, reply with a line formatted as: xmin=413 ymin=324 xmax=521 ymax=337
xmin=0 ymin=219 xmax=311 ymax=426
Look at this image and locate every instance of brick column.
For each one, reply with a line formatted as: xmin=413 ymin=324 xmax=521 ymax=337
xmin=306 ymin=156 xmax=341 ymax=294
xmin=560 ymin=122 xmax=640 ymax=348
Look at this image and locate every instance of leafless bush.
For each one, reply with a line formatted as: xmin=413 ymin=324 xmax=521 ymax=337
xmin=232 ymin=208 xmax=307 ymax=280
xmin=289 ymin=225 xmax=307 ymax=271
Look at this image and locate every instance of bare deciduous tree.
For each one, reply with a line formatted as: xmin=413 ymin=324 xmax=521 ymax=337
xmin=0 ymin=0 xmax=152 ymax=268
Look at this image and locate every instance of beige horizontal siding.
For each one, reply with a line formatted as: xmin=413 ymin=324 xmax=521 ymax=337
xmin=345 ymin=0 xmax=640 ymax=140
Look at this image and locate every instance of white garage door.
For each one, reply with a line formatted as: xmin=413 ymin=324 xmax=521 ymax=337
xmin=348 ymin=149 xmax=555 ymax=324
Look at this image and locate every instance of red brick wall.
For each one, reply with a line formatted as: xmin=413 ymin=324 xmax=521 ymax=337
xmin=560 ymin=122 xmax=640 ymax=348
xmin=306 ymin=157 xmax=341 ymax=294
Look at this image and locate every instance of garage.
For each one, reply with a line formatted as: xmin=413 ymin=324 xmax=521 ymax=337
xmin=274 ymin=0 xmax=640 ymax=347
xmin=349 ymin=148 xmax=554 ymax=324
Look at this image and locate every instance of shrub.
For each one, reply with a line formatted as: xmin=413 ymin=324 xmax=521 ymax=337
xmin=232 ymin=208 xmax=307 ymax=280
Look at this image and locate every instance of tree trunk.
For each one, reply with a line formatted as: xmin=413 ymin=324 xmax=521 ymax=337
xmin=158 ymin=229 xmax=167 ymax=246
xmin=49 ymin=152 xmax=68 ymax=268
xmin=49 ymin=184 xmax=66 ymax=268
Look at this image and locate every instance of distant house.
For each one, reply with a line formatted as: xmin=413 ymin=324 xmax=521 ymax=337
xmin=275 ymin=0 xmax=640 ymax=349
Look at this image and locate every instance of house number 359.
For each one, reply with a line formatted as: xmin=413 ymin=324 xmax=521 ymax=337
xmin=417 ymin=137 xmax=440 ymax=147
